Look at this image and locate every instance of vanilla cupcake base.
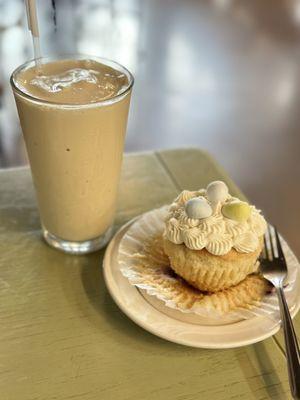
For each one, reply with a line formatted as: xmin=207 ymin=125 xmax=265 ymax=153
xmin=163 ymin=236 xmax=263 ymax=292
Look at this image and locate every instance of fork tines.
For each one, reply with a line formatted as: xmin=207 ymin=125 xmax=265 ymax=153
xmin=264 ymin=225 xmax=285 ymax=261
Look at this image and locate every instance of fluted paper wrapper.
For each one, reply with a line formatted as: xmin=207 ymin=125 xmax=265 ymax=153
xmin=118 ymin=207 xmax=299 ymax=323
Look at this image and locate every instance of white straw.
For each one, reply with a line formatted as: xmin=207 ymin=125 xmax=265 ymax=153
xmin=25 ymin=0 xmax=42 ymax=66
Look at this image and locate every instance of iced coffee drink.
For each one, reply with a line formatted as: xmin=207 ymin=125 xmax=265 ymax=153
xmin=11 ymin=56 xmax=133 ymax=253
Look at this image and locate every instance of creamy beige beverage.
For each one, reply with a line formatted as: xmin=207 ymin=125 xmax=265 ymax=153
xmin=11 ymin=56 xmax=133 ymax=253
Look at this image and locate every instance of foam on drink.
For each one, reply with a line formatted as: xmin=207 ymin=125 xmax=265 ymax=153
xmin=15 ymin=59 xmax=129 ymax=104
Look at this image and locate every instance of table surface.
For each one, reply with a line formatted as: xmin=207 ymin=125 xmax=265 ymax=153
xmin=0 ymin=148 xmax=297 ymax=400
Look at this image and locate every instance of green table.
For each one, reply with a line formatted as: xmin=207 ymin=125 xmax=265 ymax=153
xmin=0 ymin=149 xmax=294 ymax=399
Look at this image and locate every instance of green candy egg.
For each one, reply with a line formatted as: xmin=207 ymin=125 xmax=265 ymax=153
xmin=222 ymin=201 xmax=251 ymax=222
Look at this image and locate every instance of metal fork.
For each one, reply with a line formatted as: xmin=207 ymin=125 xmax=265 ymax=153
xmin=260 ymin=226 xmax=300 ymax=399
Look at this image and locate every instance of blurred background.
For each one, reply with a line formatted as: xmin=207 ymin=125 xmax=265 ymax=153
xmin=0 ymin=0 xmax=300 ymax=254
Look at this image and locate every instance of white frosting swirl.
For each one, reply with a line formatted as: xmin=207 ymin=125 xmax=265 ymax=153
xmin=178 ymin=213 xmax=199 ymax=228
xmin=165 ymin=218 xmax=183 ymax=244
xmin=165 ymin=188 xmax=267 ymax=255
xmin=225 ymin=219 xmax=248 ymax=236
xmin=250 ymin=210 xmax=267 ymax=237
xmin=175 ymin=190 xmax=198 ymax=205
xmin=206 ymin=234 xmax=232 ymax=256
xmin=182 ymin=228 xmax=207 ymax=250
xmin=233 ymin=232 xmax=259 ymax=253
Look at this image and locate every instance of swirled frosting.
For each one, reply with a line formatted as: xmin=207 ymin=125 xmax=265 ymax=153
xmin=165 ymin=188 xmax=267 ymax=256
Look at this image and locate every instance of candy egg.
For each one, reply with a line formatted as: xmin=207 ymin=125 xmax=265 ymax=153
xmin=222 ymin=201 xmax=251 ymax=222
xmin=206 ymin=181 xmax=229 ymax=204
xmin=185 ymin=198 xmax=213 ymax=219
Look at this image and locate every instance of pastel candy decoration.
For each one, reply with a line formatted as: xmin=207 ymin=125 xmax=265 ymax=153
xmin=185 ymin=197 xmax=213 ymax=219
xmin=222 ymin=200 xmax=251 ymax=222
xmin=206 ymin=181 xmax=229 ymax=204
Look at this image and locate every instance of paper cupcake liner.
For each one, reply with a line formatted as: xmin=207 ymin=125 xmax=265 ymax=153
xmin=118 ymin=206 xmax=300 ymax=322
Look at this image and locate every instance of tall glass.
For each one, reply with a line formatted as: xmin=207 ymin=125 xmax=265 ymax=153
xmin=11 ymin=55 xmax=134 ymax=254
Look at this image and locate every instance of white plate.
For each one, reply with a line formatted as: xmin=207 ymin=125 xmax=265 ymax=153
xmin=103 ymin=216 xmax=300 ymax=349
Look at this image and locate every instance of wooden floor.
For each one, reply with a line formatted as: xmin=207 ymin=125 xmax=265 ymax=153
xmin=0 ymin=0 xmax=299 ymax=256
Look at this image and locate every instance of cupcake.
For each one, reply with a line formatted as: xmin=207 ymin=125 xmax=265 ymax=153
xmin=163 ymin=181 xmax=267 ymax=292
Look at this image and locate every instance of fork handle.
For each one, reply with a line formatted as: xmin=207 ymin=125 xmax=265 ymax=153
xmin=276 ymin=286 xmax=300 ymax=399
